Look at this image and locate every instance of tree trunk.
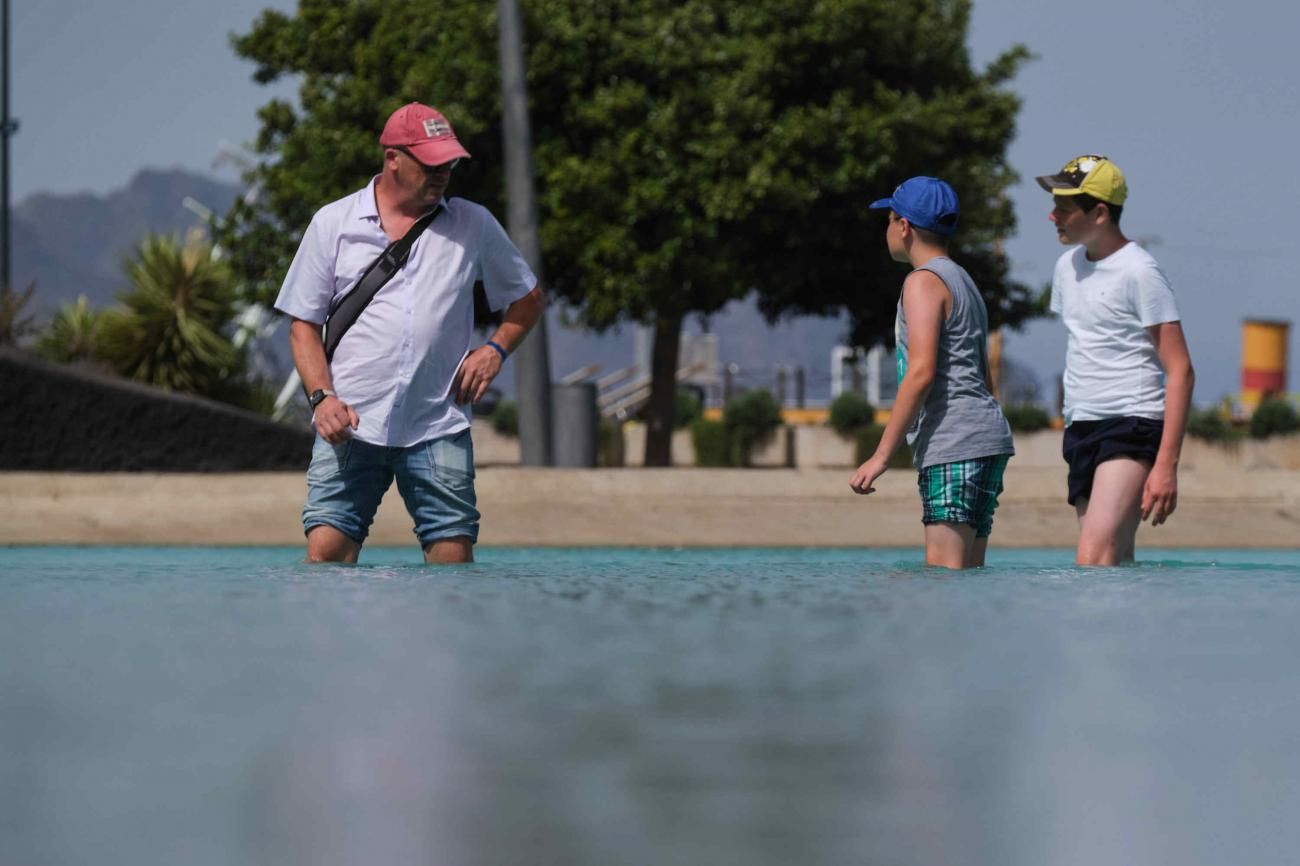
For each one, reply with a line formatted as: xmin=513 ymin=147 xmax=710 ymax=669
xmin=643 ymin=312 xmax=682 ymax=467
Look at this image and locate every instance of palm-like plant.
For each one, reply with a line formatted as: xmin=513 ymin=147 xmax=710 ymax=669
xmin=0 ymin=281 xmax=38 ymax=347
xmin=98 ymin=231 xmax=243 ymax=394
xmin=37 ymin=295 xmax=104 ymax=363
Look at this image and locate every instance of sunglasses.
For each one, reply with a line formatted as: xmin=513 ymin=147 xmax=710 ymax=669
xmin=394 ymin=145 xmax=459 ymax=174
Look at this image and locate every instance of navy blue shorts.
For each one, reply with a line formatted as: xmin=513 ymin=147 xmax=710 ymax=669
xmin=1062 ymin=416 xmax=1163 ymax=506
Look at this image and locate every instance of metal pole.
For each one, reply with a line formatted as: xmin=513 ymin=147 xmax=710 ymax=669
xmin=497 ymin=0 xmax=553 ymax=466
xmin=794 ymin=365 xmax=806 ymax=408
xmin=1 ymin=0 xmax=13 ymax=292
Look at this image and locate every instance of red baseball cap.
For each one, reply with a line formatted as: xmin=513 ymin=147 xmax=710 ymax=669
xmin=379 ymin=103 xmax=471 ymax=166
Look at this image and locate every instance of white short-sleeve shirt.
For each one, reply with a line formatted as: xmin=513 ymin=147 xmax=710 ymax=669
xmin=274 ymin=178 xmax=536 ymax=447
xmin=1050 ymin=241 xmax=1180 ymax=424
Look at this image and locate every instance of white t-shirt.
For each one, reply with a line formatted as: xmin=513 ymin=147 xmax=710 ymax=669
xmin=274 ymin=178 xmax=536 ymax=447
xmin=1050 ymin=242 xmax=1180 ymax=424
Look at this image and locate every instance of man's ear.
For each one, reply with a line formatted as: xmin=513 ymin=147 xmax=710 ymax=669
xmin=1093 ymin=202 xmax=1111 ymax=225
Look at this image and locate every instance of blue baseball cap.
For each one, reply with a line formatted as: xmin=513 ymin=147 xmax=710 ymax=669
xmin=868 ymin=176 xmax=960 ymax=236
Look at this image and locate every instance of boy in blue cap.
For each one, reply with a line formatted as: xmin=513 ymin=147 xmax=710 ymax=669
xmin=850 ymin=177 xmax=1015 ymax=568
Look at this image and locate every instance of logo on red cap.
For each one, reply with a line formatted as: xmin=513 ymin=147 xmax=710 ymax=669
xmin=422 ymin=118 xmax=451 ymax=138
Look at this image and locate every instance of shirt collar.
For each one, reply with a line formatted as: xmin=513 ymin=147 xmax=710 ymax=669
xmin=356 ymin=176 xmax=447 ymax=222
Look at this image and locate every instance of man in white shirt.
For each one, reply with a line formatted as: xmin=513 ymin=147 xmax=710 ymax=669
xmin=1037 ymin=155 xmax=1195 ymax=565
xmin=275 ymin=102 xmax=546 ymax=564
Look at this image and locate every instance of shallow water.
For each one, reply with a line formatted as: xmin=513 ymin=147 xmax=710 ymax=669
xmin=3 ymin=547 xmax=1299 ymax=866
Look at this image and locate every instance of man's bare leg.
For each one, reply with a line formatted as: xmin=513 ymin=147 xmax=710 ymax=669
xmin=968 ymin=536 xmax=990 ymax=568
xmin=1075 ymin=457 xmax=1150 ymax=565
xmin=424 ymin=537 xmax=474 ymax=564
xmin=924 ymin=522 xmax=977 ymax=569
xmin=306 ymin=525 xmax=361 ymax=563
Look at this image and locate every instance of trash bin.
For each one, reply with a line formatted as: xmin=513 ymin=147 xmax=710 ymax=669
xmin=551 ymin=382 xmax=598 ymax=467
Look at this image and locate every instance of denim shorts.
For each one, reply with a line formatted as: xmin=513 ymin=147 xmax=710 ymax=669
xmin=303 ymin=428 xmax=479 ymax=546
xmin=917 ymin=454 xmax=1011 ymax=538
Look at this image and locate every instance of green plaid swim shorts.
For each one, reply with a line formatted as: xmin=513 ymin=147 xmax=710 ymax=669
xmin=917 ymin=454 xmax=1011 ymax=538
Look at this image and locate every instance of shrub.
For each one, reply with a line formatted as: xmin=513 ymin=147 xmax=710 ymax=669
xmin=0 ymin=281 xmax=37 ymax=347
xmin=490 ymin=400 xmax=519 ymax=437
xmin=723 ymin=389 xmax=783 ymax=467
xmin=675 ymin=387 xmax=703 ymax=429
xmin=597 ymin=417 xmax=624 ymax=467
xmin=1002 ymin=403 xmax=1052 ymax=432
xmin=37 ymin=295 xmax=103 ymax=364
xmin=1186 ymin=406 xmax=1237 ymax=443
xmin=1249 ymin=398 xmax=1299 ymax=439
xmin=691 ymin=417 xmax=729 ymax=467
xmin=828 ymin=391 xmax=875 ymax=436
xmin=854 ymin=424 xmax=914 ymax=469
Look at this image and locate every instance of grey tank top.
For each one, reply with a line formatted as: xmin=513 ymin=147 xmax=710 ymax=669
xmin=894 ymin=256 xmax=1015 ymax=468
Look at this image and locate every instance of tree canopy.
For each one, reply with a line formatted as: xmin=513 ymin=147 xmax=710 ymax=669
xmin=223 ymin=0 xmax=1038 ymax=461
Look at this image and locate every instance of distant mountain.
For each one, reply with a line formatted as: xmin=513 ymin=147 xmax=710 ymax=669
xmin=11 ymin=168 xmax=856 ymax=401
xmin=16 ymin=171 xmax=1047 ymax=406
xmin=13 ymin=168 xmax=240 ymax=315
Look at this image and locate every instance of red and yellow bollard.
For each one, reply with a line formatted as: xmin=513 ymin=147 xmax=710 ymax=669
xmin=1240 ymin=319 xmax=1290 ymax=413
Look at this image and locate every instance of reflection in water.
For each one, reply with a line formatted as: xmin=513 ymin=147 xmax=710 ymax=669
xmin=2 ymin=548 xmax=1299 ymax=865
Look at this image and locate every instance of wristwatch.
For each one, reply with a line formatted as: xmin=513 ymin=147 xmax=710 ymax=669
xmin=308 ymin=388 xmax=336 ymax=409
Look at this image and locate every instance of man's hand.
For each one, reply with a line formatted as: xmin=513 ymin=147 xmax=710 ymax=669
xmin=850 ymin=456 xmax=889 ymax=495
xmin=1141 ymin=460 xmax=1178 ymax=526
xmin=453 ymin=345 xmax=504 ymax=404
xmin=314 ymin=396 xmax=360 ymax=444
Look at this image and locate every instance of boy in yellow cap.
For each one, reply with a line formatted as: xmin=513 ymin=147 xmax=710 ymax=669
xmin=1037 ymin=155 xmax=1195 ymax=565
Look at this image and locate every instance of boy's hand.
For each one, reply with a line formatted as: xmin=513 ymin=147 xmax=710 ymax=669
xmin=1141 ymin=461 xmax=1178 ymax=525
xmin=850 ymin=456 xmax=889 ymax=495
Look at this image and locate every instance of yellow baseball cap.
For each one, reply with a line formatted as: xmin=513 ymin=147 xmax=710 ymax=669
xmin=1035 ymin=154 xmax=1128 ymax=205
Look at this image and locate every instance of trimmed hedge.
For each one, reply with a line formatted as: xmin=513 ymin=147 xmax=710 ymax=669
xmin=1002 ymin=403 xmax=1051 ymax=432
xmin=723 ymin=390 xmax=783 ymax=467
xmin=1250 ymin=399 xmax=1299 ymax=439
xmin=490 ymin=400 xmax=519 ymax=437
xmin=828 ymin=392 xmax=875 ymax=436
xmin=854 ymin=424 xmax=914 ymax=469
xmin=691 ymin=418 xmax=729 ymax=467
xmin=1187 ymin=406 xmax=1238 ymax=443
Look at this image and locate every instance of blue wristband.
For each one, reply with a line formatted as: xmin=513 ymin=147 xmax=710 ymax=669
xmin=486 ymin=340 xmax=508 ymax=362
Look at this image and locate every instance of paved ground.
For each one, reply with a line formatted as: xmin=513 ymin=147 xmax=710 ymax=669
xmin=3 ymin=464 xmax=1297 ymax=549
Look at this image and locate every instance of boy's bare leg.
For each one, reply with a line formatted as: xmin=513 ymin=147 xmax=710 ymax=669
xmin=1075 ymin=457 xmax=1150 ymax=565
xmin=968 ymin=537 xmax=990 ymax=568
xmin=424 ymin=537 xmax=474 ymax=564
xmin=924 ymin=522 xmax=977 ymax=569
xmin=306 ymin=525 xmax=361 ymax=563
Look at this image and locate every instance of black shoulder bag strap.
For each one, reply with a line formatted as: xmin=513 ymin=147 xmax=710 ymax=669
xmin=321 ymin=205 xmax=444 ymax=362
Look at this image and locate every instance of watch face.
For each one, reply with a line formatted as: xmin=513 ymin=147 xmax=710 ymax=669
xmin=309 ymin=390 xmax=325 ymax=407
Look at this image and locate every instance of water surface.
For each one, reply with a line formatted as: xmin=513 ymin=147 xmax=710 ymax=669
xmin=3 ymin=547 xmax=1299 ymax=866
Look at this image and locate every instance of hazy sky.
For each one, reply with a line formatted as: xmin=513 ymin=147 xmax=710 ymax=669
xmin=11 ymin=0 xmax=1298 ymax=404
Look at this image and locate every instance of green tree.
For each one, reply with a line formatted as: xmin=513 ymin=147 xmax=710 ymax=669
xmin=98 ymin=232 xmax=244 ymax=395
xmin=37 ymin=295 xmax=104 ymax=364
xmin=222 ymin=0 xmax=1034 ymax=466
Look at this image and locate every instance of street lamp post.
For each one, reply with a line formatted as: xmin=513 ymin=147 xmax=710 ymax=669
xmin=1 ymin=0 xmax=17 ymax=292
xmin=497 ymin=0 xmax=553 ymax=466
